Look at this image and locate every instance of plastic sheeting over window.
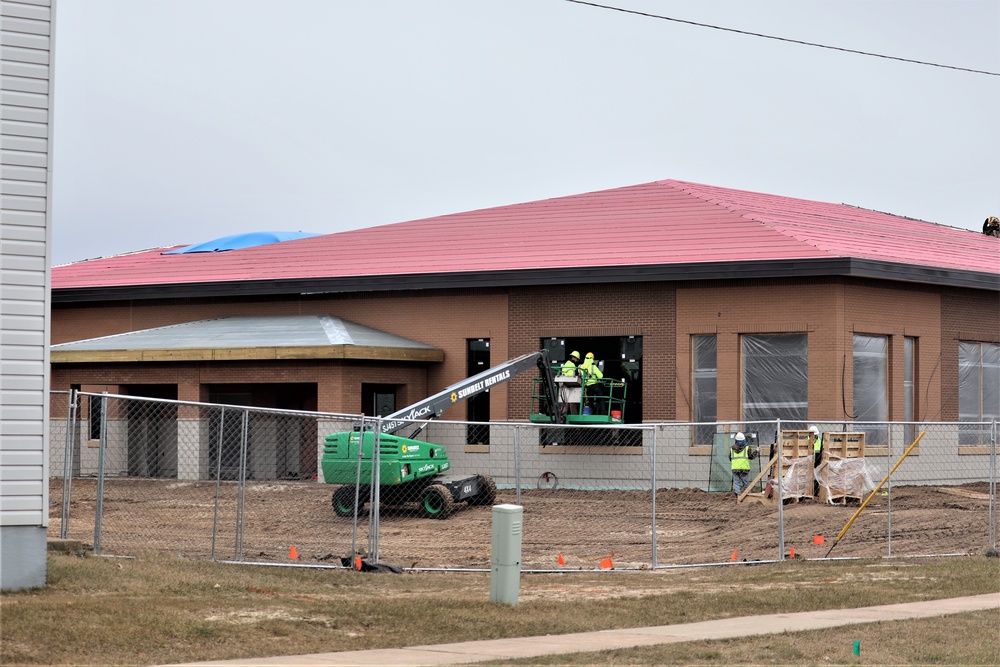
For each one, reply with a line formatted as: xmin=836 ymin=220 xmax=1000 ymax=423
xmin=742 ymin=334 xmax=807 ymax=444
xmin=693 ymin=335 xmax=717 ymax=446
xmin=959 ymin=341 xmax=1000 ymax=445
xmin=853 ymin=334 xmax=888 ymax=446
xmin=904 ymin=337 xmax=917 ymax=444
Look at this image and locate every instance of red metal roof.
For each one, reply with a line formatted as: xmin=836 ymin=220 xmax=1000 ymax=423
xmin=52 ymin=179 xmax=999 ymax=290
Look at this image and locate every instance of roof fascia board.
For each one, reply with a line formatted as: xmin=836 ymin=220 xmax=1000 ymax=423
xmin=51 ymin=346 xmax=445 ymax=364
xmin=51 ymin=259 xmax=997 ymax=303
xmin=847 ymin=260 xmax=1000 ymax=291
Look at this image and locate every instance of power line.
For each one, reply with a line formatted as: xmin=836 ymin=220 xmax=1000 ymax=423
xmin=565 ymin=0 xmax=1000 ymax=77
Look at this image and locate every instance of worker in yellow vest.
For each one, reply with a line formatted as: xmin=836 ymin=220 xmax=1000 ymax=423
xmin=729 ymin=432 xmax=757 ymax=497
xmin=809 ymin=425 xmax=823 ymax=495
xmin=579 ymin=352 xmax=604 ymax=415
xmin=559 ymin=351 xmax=581 ymax=414
xmin=561 ymin=351 xmax=581 ymax=376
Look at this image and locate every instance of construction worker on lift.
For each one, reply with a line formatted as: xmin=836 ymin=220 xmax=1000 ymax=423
xmin=561 ymin=351 xmax=581 ymax=376
xmin=559 ymin=351 xmax=582 ymax=414
xmin=809 ymin=425 xmax=823 ymax=495
xmin=580 ymin=352 xmax=605 ymax=414
xmin=729 ymin=432 xmax=758 ymax=497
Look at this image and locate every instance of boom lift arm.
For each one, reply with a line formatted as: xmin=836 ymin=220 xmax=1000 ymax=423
xmin=379 ymin=349 xmax=565 ymax=435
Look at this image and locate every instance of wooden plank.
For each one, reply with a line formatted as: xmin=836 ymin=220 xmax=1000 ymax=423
xmin=737 ymin=457 xmax=777 ymax=503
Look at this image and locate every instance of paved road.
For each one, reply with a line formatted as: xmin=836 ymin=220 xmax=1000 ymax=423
xmin=172 ymin=593 xmax=999 ymax=667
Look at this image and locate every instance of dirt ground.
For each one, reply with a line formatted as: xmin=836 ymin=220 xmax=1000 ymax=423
xmin=49 ymin=478 xmax=996 ymax=570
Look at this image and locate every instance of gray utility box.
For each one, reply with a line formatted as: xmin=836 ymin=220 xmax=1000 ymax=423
xmin=489 ymin=504 xmax=523 ymax=605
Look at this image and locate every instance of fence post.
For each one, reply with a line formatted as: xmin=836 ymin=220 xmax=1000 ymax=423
xmin=234 ymin=409 xmax=249 ymax=561
xmin=887 ymin=426 xmax=894 ymax=558
xmin=93 ymin=393 xmax=109 ymax=554
xmin=210 ymin=407 xmax=225 ymax=561
xmin=651 ymin=426 xmax=658 ymax=569
xmin=369 ymin=419 xmax=382 ymax=564
xmin=60 ymin=389 xmax=78 ymax=539
xmin=776 ymin=419 xmax=784 ymax=561
xmin=514 ymin=425 xmax=522 ymax=506
xmin=990 ymin=419 xmax=997 ymax=550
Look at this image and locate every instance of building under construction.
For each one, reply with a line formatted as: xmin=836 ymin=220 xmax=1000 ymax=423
xmin=48 ymin=179 xmax=999 ymax=480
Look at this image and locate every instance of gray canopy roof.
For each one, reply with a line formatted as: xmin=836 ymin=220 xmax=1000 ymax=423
xmin=50 ymin=316 xmax=443 ymax=363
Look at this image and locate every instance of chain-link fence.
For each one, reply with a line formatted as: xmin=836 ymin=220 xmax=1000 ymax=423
xmin=49 ymin=392 xmax=998 ymax=571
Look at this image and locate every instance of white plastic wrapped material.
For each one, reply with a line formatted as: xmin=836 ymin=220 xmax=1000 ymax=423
xmin=778 ymin=456 xmax=813 ymax=498
xmin=817 ymin=457 xmax=876 ymax=503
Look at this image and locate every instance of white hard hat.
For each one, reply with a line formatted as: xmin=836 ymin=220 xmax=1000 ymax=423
xmin=808 ymin=425 xmax=819 ymax=434
xmin=735 ymin=432 xmax=746 ymax=441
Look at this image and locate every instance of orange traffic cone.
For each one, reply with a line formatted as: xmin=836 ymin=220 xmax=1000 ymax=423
xmin=730 ymin=549 xmax=739 ymax=562
xmin=600 ymin=557 xmax=614 ymax=569
xmin=354 ymin=556 xmax=362 ymax=571
xmin=289 ymin=546 xmax=298 ymax=560
xmin=557 ymin=553 xmax=566 ymax=566
xmin=790 ymin=546 xmax=796 ymax=558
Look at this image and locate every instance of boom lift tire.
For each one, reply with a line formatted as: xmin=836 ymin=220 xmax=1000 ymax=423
xmin=420 ymin=484 xmax=454 ymax=519
xmin=466 ymin=474 xmax=497 ymax=506
xmin=332 ymin=484 xmax=367 ymax=518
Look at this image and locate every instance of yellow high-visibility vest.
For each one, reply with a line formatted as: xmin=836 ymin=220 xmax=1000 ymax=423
xmin=730 ymin=446 xmax=751 ymax=472
xmin=580 ymin=360 xmax=603 ymax=386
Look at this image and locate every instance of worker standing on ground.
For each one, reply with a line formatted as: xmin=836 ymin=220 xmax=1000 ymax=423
xmin=729 ymin=432 xmax=757 ymax=497
xmin=579 ymin=352 xmax=605 ymax=414
xmin=809 ymin=425 xmax=823 ymax=495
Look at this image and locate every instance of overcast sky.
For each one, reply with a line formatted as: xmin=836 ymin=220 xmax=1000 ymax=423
xmin=50 ymin=0 xmax=1000 ymax=266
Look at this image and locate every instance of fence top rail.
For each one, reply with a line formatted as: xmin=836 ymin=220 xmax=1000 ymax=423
xmin=61 ymin=392 xmax=997 ymax=431
xmin=73 ymin=391 xmax=362 ymax=421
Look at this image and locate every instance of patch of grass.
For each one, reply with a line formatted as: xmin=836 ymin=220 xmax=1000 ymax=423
xmin=0 ymin=553 xmax=997 ymax=665
xmin=488 ymin=610 xmax=1000 ymax=665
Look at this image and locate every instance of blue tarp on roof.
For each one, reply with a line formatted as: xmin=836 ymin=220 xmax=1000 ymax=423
xmin=163 ymin=231 xmax=320 ymax=254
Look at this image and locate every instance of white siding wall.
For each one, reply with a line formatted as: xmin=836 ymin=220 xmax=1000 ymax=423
xmin=1 ymin=0 xmax=54 ymax=591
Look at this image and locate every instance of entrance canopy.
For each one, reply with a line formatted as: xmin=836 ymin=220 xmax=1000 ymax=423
xmin=50 ymin=315 xmax=443 ymax=363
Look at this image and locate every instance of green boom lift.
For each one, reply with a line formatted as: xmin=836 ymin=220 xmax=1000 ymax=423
xmin=322 ymin=349 xmax=564 ymax=519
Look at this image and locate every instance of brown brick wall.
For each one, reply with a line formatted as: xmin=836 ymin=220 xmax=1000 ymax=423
xmin=51 ymin=279 xmax=997 ymax=424
xmin=844 ymin=280 xmax=942 ymax=422
xmin=509 ymin=283 xmax=674 ymax=421
xmin=676 ymin=278 xmax=950 ymax=423
xmin=52 ymin=290 xmax=510 ymax=420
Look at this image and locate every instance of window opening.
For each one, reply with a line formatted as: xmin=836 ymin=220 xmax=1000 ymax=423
xmin=904 ymin=337 xmax=917 ymax=444
xmin=88 ymin=394 xmax=103 ymax=441
xmin=959 ymin=341 xmax=1000 ymax=446
xmin=539 ymin=336 xmax=642 ymax=447
xmin=854 ymin=334 xmax=888 ymax=446
xmin=467 ymin=339 xmax=490 ymax=445
xmin=124 ymin=385 xmax=178 ymax=478
xmin=742 ymin=334 xmax=808 ymax=445
xmin=362 ymin=384 xmax=397 ymax=417
xmin=693 ymin=335 xmax=717 ymax=446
